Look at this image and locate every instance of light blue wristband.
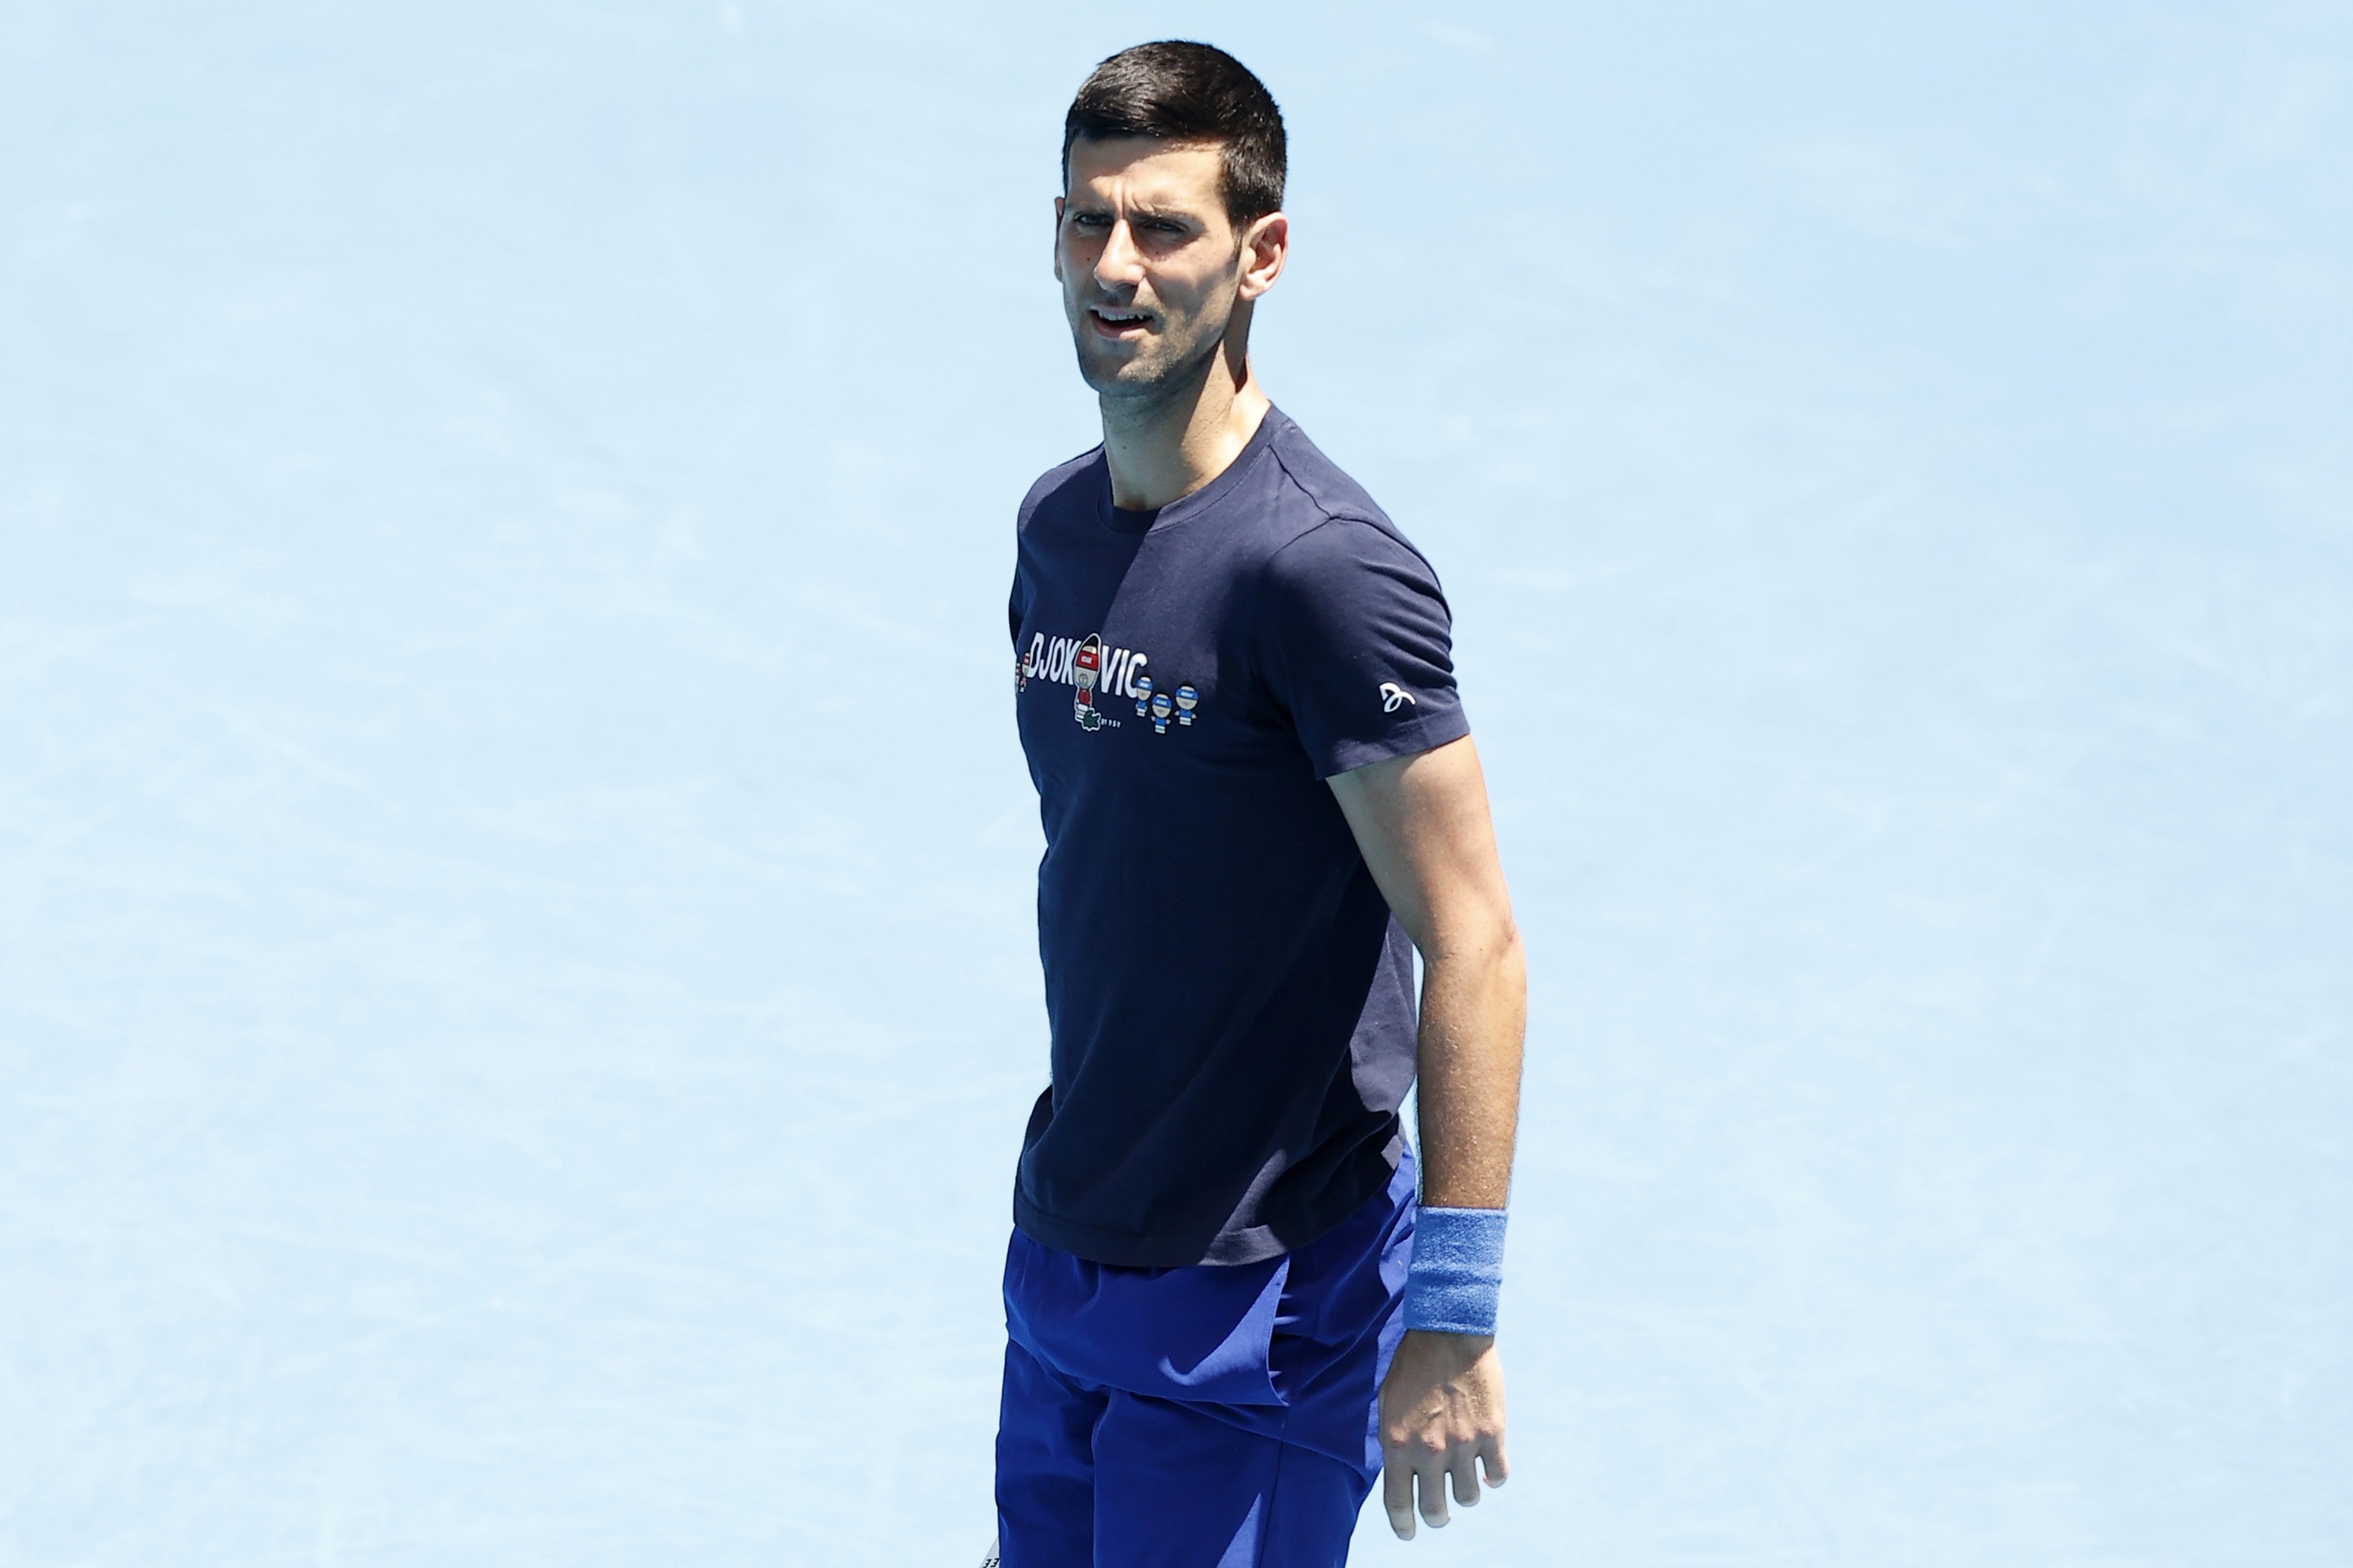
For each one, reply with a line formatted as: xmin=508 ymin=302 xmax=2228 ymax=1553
xmin=1401 ymin=1205 xmax=1507 ymax=1334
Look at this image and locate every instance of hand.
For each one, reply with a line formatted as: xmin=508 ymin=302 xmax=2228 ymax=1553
xmin=1377 ymin=1329 xmax=1507 ymax=1539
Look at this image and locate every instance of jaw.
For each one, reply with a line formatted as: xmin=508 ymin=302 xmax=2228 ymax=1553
xmin=1067 ymin=297 xmax=1236 ymax=402
xmin=1076 ymin=336 xmax=1211 ymax=406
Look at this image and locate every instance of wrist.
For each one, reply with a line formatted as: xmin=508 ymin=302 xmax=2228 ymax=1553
xmin=1401 ymin=1204 xmax=1506 ymax=1335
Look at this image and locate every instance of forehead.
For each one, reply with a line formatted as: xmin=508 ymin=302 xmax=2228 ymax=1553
xmin=1065 ymin=136 xmax=1226 ymax=212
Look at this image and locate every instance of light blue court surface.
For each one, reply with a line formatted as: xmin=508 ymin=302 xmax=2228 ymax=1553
xmin=3 ymin=3 xmax=2348 ymax=1563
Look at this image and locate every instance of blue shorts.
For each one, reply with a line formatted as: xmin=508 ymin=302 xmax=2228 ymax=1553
xmin=994 ymin=1152 xmax=1416 ymax=1567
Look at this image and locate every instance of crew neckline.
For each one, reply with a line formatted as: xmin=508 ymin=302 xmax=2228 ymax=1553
xmin=1097 ymin=405 xmax=1285 ymax=537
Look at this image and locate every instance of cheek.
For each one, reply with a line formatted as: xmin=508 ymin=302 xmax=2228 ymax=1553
xmin=1062 ymin=238 xmax=1114 ymax=285
xmin=1157 ymin=272 xmax=1232 ymax=333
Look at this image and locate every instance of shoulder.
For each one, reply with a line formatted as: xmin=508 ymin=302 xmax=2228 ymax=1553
xmin=1260 ymin=411 xmax=1388 ymax=527
xmin=1255 ymin=412 xmax=1441 ymax=584
xmin=1247 ymin=419 xmax=1443 ymax=602
xmin=1017 ymin=445 xmax=1106 ymax=533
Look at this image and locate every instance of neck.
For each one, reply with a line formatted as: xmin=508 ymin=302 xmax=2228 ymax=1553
xmin=1099 ymin=318 xmax=1271 ymax=513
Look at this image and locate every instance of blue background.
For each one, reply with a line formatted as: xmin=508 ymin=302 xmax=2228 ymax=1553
xmin=4 ymin=2 xmax=2347 ymax=1563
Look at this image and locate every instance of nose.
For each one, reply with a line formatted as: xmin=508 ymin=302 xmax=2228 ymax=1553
xmin=1093 ymin=217 xmax=1146 ymax=290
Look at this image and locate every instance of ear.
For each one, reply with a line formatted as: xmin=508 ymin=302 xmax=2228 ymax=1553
xmin=1236 ymin=210 xmax=1288 ymax=302
xmin=1052 ymin=196 xmax=1066 ymax=282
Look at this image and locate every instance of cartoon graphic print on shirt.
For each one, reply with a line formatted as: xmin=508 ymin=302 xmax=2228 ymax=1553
xmin=1072 ymin=635 xmax=1105 ymax=731
xmin=1021 ymin=630 xmax=1201 ymax=735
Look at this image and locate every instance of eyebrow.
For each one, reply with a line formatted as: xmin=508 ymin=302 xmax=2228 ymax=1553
xmin=1067 ymin=198 xmax=1201 ymax=224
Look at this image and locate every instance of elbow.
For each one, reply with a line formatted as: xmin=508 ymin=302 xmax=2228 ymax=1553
xmin=1492 ymin=918 xmax=1526 ymax=994
xmin=1422 ymin=909 xmax=1523 ymax=984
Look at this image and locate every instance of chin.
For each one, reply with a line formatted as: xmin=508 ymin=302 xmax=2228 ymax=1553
xmin=1074 ymin=339 xmax=1209 ymax=400
xmin=1075 ymin=348 xmax=1162 ymax=395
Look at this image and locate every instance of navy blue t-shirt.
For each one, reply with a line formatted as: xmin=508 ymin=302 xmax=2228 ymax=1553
xmin=1007 ymin=406 xmax=1469 ymax=1268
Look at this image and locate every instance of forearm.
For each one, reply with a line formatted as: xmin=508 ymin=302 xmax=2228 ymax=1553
xmin=1412 ymin=927 xmax=1525 ymax=1210
xmin=1326 ymin=739 xmax=1521 ymax=1532
xmin=1381 ymin=927 xmax=1521 ymax=1537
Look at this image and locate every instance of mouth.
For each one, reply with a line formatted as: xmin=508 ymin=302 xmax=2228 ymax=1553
xmin=1087 ymin=305 xmax=1154 ymax=339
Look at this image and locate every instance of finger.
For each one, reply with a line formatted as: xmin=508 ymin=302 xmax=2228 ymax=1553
xmin=1479 ymin=1435 xmax=1510 ymax=1488
xmin=1450 ymin=1451 xmax=1482 ymax=1508
xmin=1384 ymin=1453 xmax=1416 ymax=1539
xmin=1417 ymin=1461 xmax=1452 ymax=1528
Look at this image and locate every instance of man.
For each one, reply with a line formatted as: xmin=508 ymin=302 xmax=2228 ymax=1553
xmin=997 ymin=41 xmax=1525 ymax=1566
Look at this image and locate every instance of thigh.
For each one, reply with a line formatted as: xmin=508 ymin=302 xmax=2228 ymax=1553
xmin=1093 ymin=1393 xmax=1373 ymax=1568
xmin=996 ymin=1339 xmax=1102 ymax=1568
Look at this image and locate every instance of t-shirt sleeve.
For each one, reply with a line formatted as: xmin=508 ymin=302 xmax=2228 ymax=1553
xmin=1257 ymin=517 xmax=1471 ymax=779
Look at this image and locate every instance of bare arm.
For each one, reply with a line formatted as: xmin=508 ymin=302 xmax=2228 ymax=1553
xmin=1327 ymin=733 xmax=1525 ymax=1538
xmin=1329 ymin=734 xmax=1525 ymax=1208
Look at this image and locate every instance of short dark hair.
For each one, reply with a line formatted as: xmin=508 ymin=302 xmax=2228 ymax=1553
xmin=1062 ymin=41 xmax=1287 ymax=224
